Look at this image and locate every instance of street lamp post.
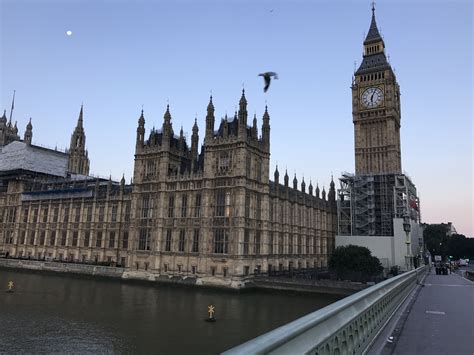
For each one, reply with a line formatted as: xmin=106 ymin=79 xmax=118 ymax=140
xmin=403 ymin=214 xmax=412 ymax=271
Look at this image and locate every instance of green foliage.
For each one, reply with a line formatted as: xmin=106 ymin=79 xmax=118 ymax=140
xmin=446 ymin=234 xmax=474 ymax=260
xmin=424 ymin=223 xmax=474 ymax=259
xmin=423 ymin=224 xmax=449 ymax=257
xmin=329 ymin=245 xmax=383 ymax=281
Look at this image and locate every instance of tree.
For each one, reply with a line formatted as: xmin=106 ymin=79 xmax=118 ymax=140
xmin=446 ymin=234 xmax=474 ymax=260
xmin=423 ymin=223 xmax=474 ymax=260
xmin=423 ymin=224 xmax=449 ymax=257
xmin=329 ymin=245 xmax=383 ymax=282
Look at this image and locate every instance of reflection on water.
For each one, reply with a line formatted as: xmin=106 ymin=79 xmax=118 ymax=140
xmin=0 ymin=269 xmax=341 ymax=354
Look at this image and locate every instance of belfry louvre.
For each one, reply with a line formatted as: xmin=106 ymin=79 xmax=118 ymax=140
xmin=0 ymin=91 xmax=336 ymax=288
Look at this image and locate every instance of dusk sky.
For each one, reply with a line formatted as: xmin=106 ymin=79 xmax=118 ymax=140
xmin=1 ymin=0 xmax=472 ymax=236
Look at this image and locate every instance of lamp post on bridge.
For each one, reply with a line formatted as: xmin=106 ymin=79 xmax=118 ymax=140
xmin=403 ymin=214 xmax=412 ymax=271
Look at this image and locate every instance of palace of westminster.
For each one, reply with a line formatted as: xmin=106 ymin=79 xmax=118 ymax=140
xmin=0 ymin=7 xmax=419 ymax=286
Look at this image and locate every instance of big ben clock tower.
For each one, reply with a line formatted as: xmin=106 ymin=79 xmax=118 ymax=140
xmin=353 ymin=5 xmax=402 ymax=175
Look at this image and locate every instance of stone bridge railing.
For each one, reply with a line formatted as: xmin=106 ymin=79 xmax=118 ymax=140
xmin=223 ymin=266 xmax=427 ymax=355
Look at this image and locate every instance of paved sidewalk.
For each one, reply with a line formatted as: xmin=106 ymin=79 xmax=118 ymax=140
xmin=390 ymin=269 xmax=474 ymax=355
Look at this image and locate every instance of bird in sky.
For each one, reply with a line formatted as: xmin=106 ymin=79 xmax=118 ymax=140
xmin=258 ymin=72 xmax=278 ymax=92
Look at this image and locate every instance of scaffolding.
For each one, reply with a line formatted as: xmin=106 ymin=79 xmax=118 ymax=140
xmin=337 ymin=174 xmax=353 ymax=236
xmin=337 ymin=172 xmax=419 ymax=236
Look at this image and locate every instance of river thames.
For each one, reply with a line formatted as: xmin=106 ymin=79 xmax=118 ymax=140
xmin=0 ymin=269 xmax=341 ymax=354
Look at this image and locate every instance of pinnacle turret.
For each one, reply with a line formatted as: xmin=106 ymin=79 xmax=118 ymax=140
xmin=238 ymin=89 xmax=248 ymax=137
xmin=164 ymin=104 xmax=171 ymax=123
xmin=239 ymin=89 xmax=247 ymax=107
xmin=274 ymin=165 xmax=279 ymax=185
xmin=205 ymin=96 xmax=215 ymax=140
xmin=136 ymin=109 xmax=145 ymax=150
xmin=24 ymin=118 xmax=33 ymax=145
xmin=68 ymin=106 xmax=90 ymax=175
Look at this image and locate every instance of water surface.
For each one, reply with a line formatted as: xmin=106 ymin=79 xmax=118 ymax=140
xmin=0 ymin=269 xmax=341 ymax=354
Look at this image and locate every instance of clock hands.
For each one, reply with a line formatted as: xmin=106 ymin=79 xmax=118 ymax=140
xmin=362 ymin=87 xmax=382 ymax=108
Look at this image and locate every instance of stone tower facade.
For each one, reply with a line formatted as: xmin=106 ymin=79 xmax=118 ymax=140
xmin=352 ymin=6 xmax=402 ymax=175
xmin=128 ymin=90 xmax=336 ymax=284
xmin=67 ymin=105 xmax=90 ymax=175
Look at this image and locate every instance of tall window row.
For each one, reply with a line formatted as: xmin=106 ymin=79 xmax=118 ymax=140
xmin=167 ymin=193 xmax=202 ymax=218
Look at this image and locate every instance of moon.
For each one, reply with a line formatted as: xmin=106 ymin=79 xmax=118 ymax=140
xmin=66 ymin=30 xmax=72 ymax=36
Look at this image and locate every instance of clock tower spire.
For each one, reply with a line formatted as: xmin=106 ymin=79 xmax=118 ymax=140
xmin=352 ymin=4 xmax=402 ymax=175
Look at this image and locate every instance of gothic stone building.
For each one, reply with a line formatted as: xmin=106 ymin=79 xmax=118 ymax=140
xmin=0 ymin=92 xmax=336 ymax=288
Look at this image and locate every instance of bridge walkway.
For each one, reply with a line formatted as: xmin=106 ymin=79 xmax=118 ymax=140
xmin=372 ymin=268 xmax=474 ymax=355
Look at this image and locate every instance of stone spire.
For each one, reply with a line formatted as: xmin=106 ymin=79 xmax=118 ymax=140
xmin=24 ymin=118 xmax=33 ymax=145
xmin=238 ymin=89 xmax=248 ymax=138
xmin=328 ymin=175 xmax=336 ymax=201
xmin=309 ymin=180 xmax=313 ymax=196
xmin=68 ymin=105 xmax=90 ymax=175
xmin=322 ymin=186 xmax=326 ymax=200
xmin=262 ymin=105 xmax=270 ymax=150
xmin=301 ymin=177 xmax=306 ymax=194
xmin=70 ymin=105 xmax=85 ymax=149
xmin=274 ymin=165 xmax=279 ymax=185
xmin=120 ymin=174 xmax=125 ymax=190
xmin=162 ymin=105 xmax=172 ymax=149
xmin=252 ymin=114 xmax=258 ymax=138
xmin=222 ymin=117 xmax=229 ymax=137
xmin=205 ymin=95 xmax=215 ymax=141
xmin=77 ymin=104 xmax=83 ymax=128
xmin=179 ymin=126 xmax=185 ymax=151
xmin=293 ymin=173 xmax=298 ymax=190
xmin=136 ymin=109 xmax=145 ymax=150
xmin=316 ymin=183 xmax=320 ymax=198
xmin=284 ymin=169 xmax=289 ymax=188
xmin=191 ymin=117 xmax=199 ymax=163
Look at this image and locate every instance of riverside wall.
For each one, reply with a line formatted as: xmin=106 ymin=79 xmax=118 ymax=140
xmin=0 ymin=258 xmax=365 ymax=295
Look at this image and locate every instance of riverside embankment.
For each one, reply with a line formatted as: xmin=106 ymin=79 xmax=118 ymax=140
xmin=0 ymin=258 xmax=366 ymax=295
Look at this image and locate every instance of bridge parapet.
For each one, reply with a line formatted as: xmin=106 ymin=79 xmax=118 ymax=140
xmin=223 ymin=266 xmax=427 ymax=355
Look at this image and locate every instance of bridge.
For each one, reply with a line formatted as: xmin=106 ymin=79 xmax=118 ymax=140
xmin=223 ymin=265 xmax=474 ymax=354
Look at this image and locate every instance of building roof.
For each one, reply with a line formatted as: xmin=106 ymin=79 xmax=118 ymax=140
xmin=364 ymin=10 xmax=382 ymax=44
xmin=0 ymin=141 xmax=68 ymax=177
xmin=355 ymin=8 xmax=391 ymax=75
xmin=355 ymin=52 xmax=391 ymax=75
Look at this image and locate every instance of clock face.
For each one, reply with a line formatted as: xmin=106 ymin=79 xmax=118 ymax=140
xmin=361 ymin=87 xmax=384 ymax=108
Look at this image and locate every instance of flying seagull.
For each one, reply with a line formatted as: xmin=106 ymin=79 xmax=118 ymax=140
xmin=258 ymin=72 xmax=278 ymax=92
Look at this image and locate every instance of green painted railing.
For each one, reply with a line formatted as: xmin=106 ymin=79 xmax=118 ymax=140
xmin=223 ymin=266 xmax=427 ymax=355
